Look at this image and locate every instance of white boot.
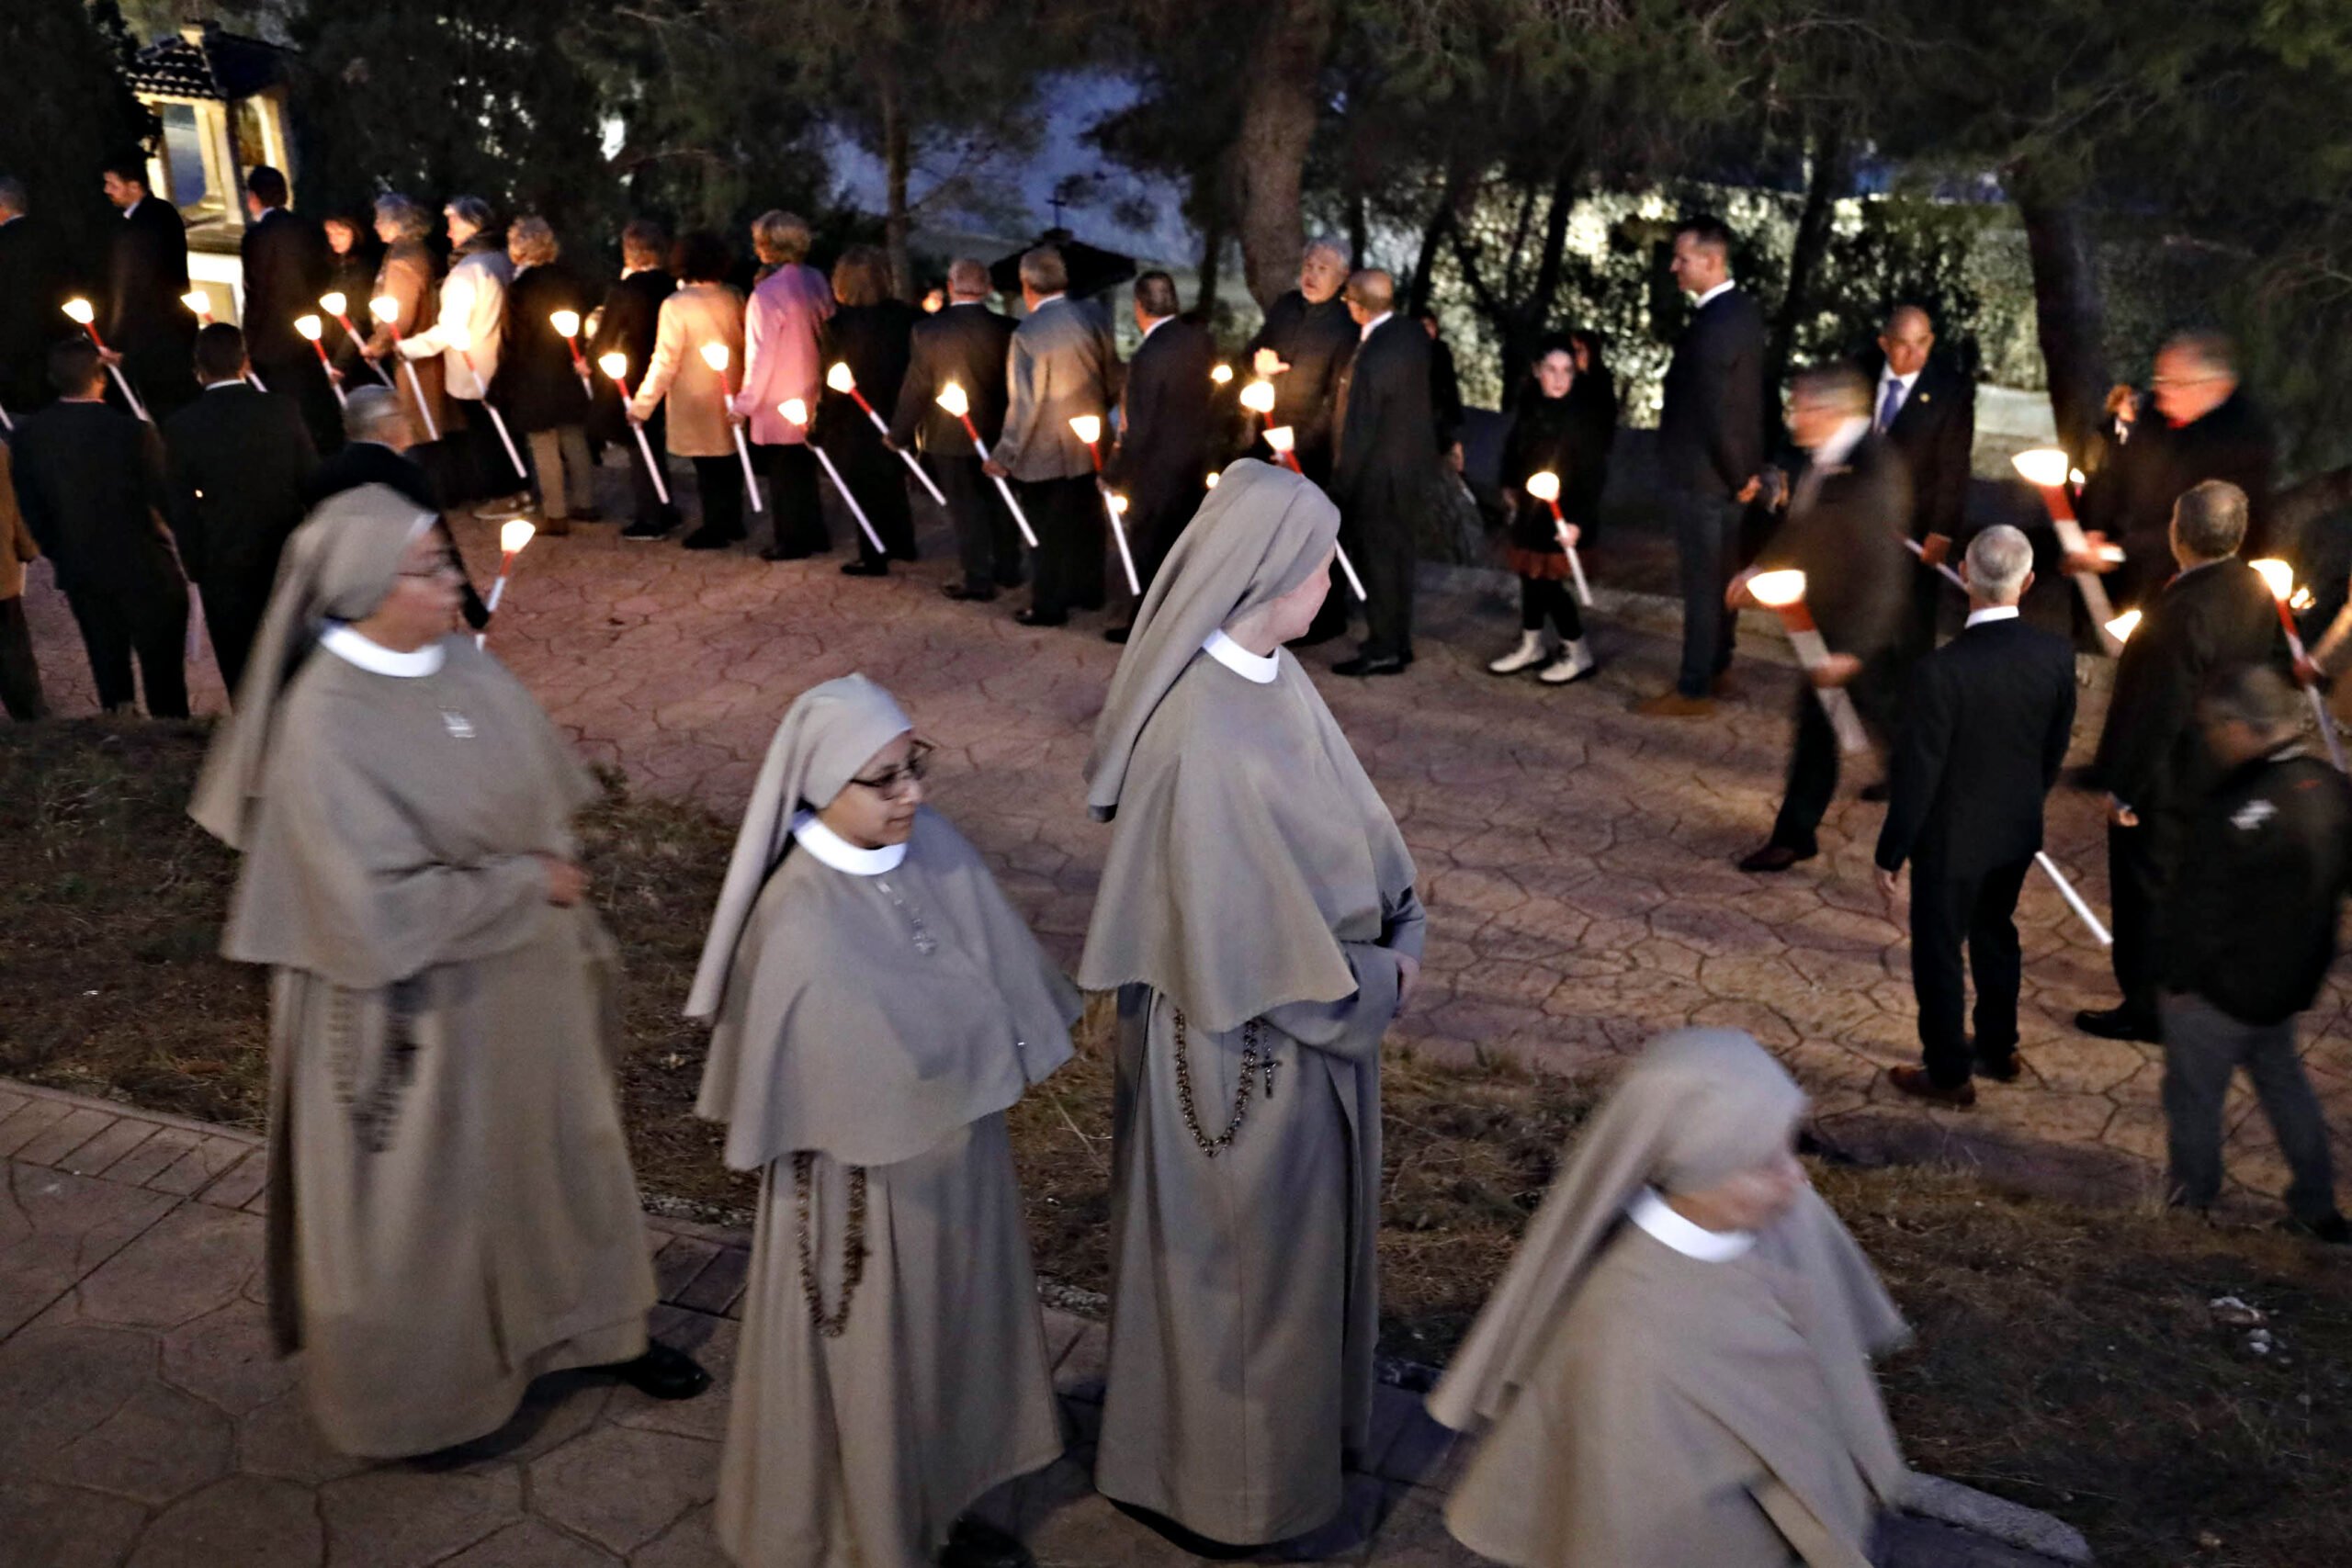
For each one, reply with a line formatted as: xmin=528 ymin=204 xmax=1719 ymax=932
xmin=1539 ymin=637 xmax=1599 ymax=684
xmin=1488 ymin=629 xmax=1555 ymax=675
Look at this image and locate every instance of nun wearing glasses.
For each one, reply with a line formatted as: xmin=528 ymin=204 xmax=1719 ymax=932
xmin=688 ymin=674 xmax=1080 ymax=1568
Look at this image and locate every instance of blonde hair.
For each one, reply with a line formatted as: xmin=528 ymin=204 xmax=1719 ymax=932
xmin=508 ymin=215 xmax=559 ymax=267
xmin=752 ymin=209 xmax=812 ymax=265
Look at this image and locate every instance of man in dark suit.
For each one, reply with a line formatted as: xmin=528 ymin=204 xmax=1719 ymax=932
xmin=588 ymin=220 xmax=678 ymax=541
xmin=0 ymin=175 xmax=63 ymax=423
xmin=1102 ymin=269 xmax=1213 ymax=640
xmin=2076 ymin=331 xmax=2276 ymax=612
xmin=306 ymin=385 xmax=490 ymax=632
xmin=890 ymin=256 xmax=1019 ymax=601
xmin=163 ymin=323 xmax=319 ymax=695
xmin=1329 ymin=269 xmax=1435 ymax=678
xmin=99 ymin=152 xmax=198 ymax=423
xmin=1874 ymin=525 xmax=2077 ymax=1107
xmin=2081 ymin=479 xmax=2289 ymax=1042
xmin=8 ymin=339 xmax=188 ymax=716
xmin=237 ymin=165 xmax=336 ymax=451
xmin=1733 ymin=364 xmax=1910 ymax=872
xmin=1245 ymin=239 xmax=1355 ymax=486
xmin=1637 ymin=215 xmax=1768 ymax=717
xmin=1864 ymin=305 xmax=1975 ymax=670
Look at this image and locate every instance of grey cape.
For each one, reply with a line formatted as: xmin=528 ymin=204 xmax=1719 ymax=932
xmin=689 ymin=675 xmax=1080 ymax=1568
xmin=190 ymin=485 xmax=657 ymax=1457
xmin=1080 ymin=461 xmax=1427 ymax=1544
xmin=1427 ymin=1029 xmax=1911 ymax=1568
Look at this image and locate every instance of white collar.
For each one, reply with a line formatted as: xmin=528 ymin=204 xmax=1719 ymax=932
xmin=1964 ymin=605 xmax=2020 ymax=628
xmin=203 ymin=378 xmax=246 ymax=391
xmin=1359 ymin=310 xmax=1394 ymax=343
xmin=1203 ymin=628 xmax=1279 ymax=684
xmin=1811 ymin=415 xmax=1872 ymax=472
xmin=320 ymin=622 xmax=446 ymax=678
xmin=123 ymin=197 xmax=143 ymax=219
xmin=950 ymin=298 xmax=988 ymax=308
xmin=1628 ymin=1188 xmax=1755 ymax=1261
xmin=1031 ymin=291 xmax=1066 ymax=310
xmin=1141 ymin=313 xmax=1170 ymax=340
xmin=1881 ymin=366 xmax=1921 ymax=391
xmin=1693 ymin=279 xmax=1736 ymax=310
xmin=790 ymin=809 xmax=908 ymax=875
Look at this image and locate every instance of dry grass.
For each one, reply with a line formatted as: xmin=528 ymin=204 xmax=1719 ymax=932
xmin=6 ymin=720 xmax=2350 ymax=1564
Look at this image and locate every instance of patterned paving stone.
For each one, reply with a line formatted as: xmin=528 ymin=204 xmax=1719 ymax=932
xmin=319 ymin=1464 xmax=523 ymax=1568
xmin=0 ymin=1160 xmax=175 ymax=1337
xmin=527 ymin=1425 xmax=719 ymax=1556
xmin=0 ymin=1475 xmax=151 ymax=1568
xmin=124 ymin=1474 xmax=322 ymax=1568
xmin=161 ymin=1301 xmax=302 ymax=1417
xmin=28 ymin=1377 xmax=233 ymax=1506
xmin=74 ymin=1202 xmax=260 ymax=1330
xmin=443 ymin=1520 xmax=622 ymax=1568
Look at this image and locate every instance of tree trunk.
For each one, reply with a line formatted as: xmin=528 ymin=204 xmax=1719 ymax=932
xmin=878 ymin=61 xmax=912 ymax=301
xmin=1501 ymin=153 xmax=1581 ymax=400
xmin=1348 ymin=186 xmax=1369 ymax=272
xmin=1406 ymin=153 xmax=1474 ymax=317
xmin=1195 ymin=195 xmax=1226 ymax=319
xmin=2017 ymin=181 xmax=2109 ymax=464
xmin=1232 ymin=0 xmax=1336 ymax=310
xmin=1767 ymin=126 xmax=1849 ymax=400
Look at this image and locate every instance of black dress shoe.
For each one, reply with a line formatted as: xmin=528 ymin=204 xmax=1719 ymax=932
xmin=1102 ymin=626 xmax=1131 ymax=644
xmin=2280 ymin=1212 xmax=2352 ymax=1245
xmin=942 ymin=583 xmax=999 ymax=603
xmin=1331 ymin=655 xmax=1406 ymax=677
xmin=1736 ymin=842 xmax=1815 ymax=874
xmin=680 ymin=527 xmax=734 ymax=551
xmin=2075 ymin=1005 xmax=2159 ymax=1043
xmin=604 ymin=1341 xmax=711 ymax=1400
xmin=1860 ymin=779 xmax=1892 ymax=803
xmin=761 ymin=544 xmax=815 ymax=562
xmin=840 ymin=559 xmax=888 ymax=578
xmin=939 ymin=1516 xmax=1035 ymax=1568
xmin=1014 ymin=608 xmax=1067 ymax=628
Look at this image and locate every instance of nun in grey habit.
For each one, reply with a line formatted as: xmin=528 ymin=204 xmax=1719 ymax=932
xmin=1079 ymin=459 xmax=1428 ymax=1547
xmin=688 ymin=675 xmax=1080 ymax=1568
xmin=189 ymin=484 xmax=706 ymax=1459
xmin=1427 ymin=1029 xmax=1912 ymax=1568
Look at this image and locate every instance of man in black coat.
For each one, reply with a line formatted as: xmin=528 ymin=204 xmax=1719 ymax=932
xmin=587 ymin=220 xmax=677 ymax=540
xmin=238 ymin=165 xmax=337 ymax=451
xmin=1874 ymin=525 xmax=2077 ymax=1107
xmin=99 ymin=152 xmax=198 ymax=423
xmin=2082 ymin=479 xmax=2289 ymax=1041
xmin=305 ymin=385 xmax=491 ymax=632
xmin=1733 ymin=364 xmax=1910 ymax=872
xmin=1862 ymin=305 xmax=1975 ymax=670
xmin=1102 ymin=269 xmax=1213 ymax=638
xmin=1638 ymin=216 xmax=1769 ymax=716
xmin=0 ymin=175 xmax=63 ymax=423
xmin=1329 ymin=269 xmax=1436 ymax=677
xmin=2160 ymin=664 xmax=2349 ymax=1242
xmin=2077 ymin=331 xmax=2276 ymax=612
xmin=163 ymin=324 xmax=318 ymax=695
xmin=8 ymin=339 xmax=188 ymax=716
xmin=889 ymin=257 xmax=1019 ymax=601
xmin=1245 ymin=238 xmax=1355 ymax=485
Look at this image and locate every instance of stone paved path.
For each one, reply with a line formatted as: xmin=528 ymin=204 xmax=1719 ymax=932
xmin=0 ymin=1079 xmax=2088 ymax=1567
xmin=22 ymin=457 xmax=2345 ymax=1214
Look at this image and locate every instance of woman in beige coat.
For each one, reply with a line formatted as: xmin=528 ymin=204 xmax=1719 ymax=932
xmin=628 ymin=230 xmax=748 ymax=552
xmin=360 ymin=194 xmax=449 ymax=455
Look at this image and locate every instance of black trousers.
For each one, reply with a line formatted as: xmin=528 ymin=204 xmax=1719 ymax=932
xmin=0 ymin=597 xmax=47 ymax=720
xmin=762 ymin=442 xmax=826 ymax=555
xmin=1355 ymin=495 xmax=1418 ymax=663
xmin=253 ymin=350 xmax=343 ymax=454
xmin=833 ymin=433 xmax=914 ymax=565
xmin=623 ymin=411 xmax=682 ymax=529
xmin=117 ymin=337 xmax=197 ymax=425
xmin=453 ymin=402 xmax=527 ymax=502
xmin=1908 ymin=855 xmax=2033 ymax=1086
xmin=2161 ymin=991 xmax=2339 ymax=1223
xmin=935 ymin=454 xmax=1023 ymax=591
xmin=66 ymin=580 xmax=188 ymax=717
xmin=198 ymin=581 xmax=269 ymax=701
xmin=1020 ymin=475 xmax=1103 ymax=621
xmin=690 ymin=455 xmax=746 ymax=543
xmin=1671 ymin=487 xmax=1744 ymax=697
xmin=2109 ymin=811 xmax=2184 ymax=1025
xmin=1520 ymin=575 xmax=1584 ymax=640
xmin=1768 ymin=664 xmax=1893 ymax=855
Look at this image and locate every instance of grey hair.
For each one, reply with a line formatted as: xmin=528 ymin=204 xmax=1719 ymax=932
xmin=0 ymin=175 xmax=25 ymax=214
xmin=2163 ymin=328 xmax=2237 ymax=380
xmin=1018 ymin=244 xmax=1068 ymax=294
xmin=946 ymin=257 xmax=990 ymax=298
xmin=1790 ymin=361 xmax=1871 ymax=417
xmin=2172 ymin=479 xmax=2248 ymax=560
xmin=445 ymin=194 xmax=494 ymax=232
xmin=1303 ymin=237 xmax=1349 ymax=271
xmin=374 ymin=193 xmax=431 ymax=242
xmin=1963 ymin=524 xmax=2033 ymax=604
xmin=752 ymin=209 xmax=811 ymax=265
xmin=508 ymin=214 xmax=558 ymax=266
xmin=343 ymin=384 xmax=411 ymax=444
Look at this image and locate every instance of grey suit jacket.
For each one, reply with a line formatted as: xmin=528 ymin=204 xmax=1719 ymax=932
xmin=995 ymin=296 xmax=1120 ymax=482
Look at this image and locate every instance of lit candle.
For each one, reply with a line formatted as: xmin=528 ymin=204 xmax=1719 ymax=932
xmin=781 ymin=399 xmax=883 ymax=554
xmin=1069 ymin=412 xmax=1104 ymax=470
xmin=831 ymin=361 xmax=945 ymax=504
xmin=934 ymin=383 xmax=1037 ymax=548
xmin=2104 ymin=609 xmax=2142 ymax=644
xmin=1210 ymin=363 xmax=1234 ymax=386
xmin=62 ymin=298 xmax=151 ymax=422
xmin=181 ymin=289 xmax=213 ymax=324
xmin=1262 ymin=424 xmax=1301 ymax=473
xmin=369 ymin=294 xmax=440 ymax=442
xmin=477 ymin=518 xmax=539 ymax=649
xmin=2249 ymin=558 xmax=2350 ymax=772
xmin=549 ymin=309 xmax=593 ymax=396
xmin=1745 ymin=569 xmax=1870 ymax=753
xmin=295 ymin=315 xmax=348 ymax=409
xmin=701 ymin=344 xmax=763 ymax=512
xmin=1238 ymin=378 xmax=1276 ymax=420
xmin=1523 ymin=469 xmax=1593 ymax=608
xmin=1204 ymin=470 xmax=1219 ymax=489
xmin=2013 ymin=448 xmax=2123 ymax=653
xmin=441 ymin=319 xmax=525 ymax=479
xmin=1100 ymin=484 xmax=1141 ymax=596
xmin=599 ymin=351 xmax=671 ymax=507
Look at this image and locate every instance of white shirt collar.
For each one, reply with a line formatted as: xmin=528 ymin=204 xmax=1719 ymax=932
xmin=789 ymin=809 xmax=908 ymax=875
xmin=1964 ymin=605 xmax=2021 ymax=628
xmin=1141 ymin=313 xmax=1170 ymax=340
xmin=1881 ymin=367 xmax=1921 ymax=391
xmin=1358 ymin=310 xmax=1394 ymax=343
xmin=1811 ymin=414 xmax=1872 ymax=472
xmin=203 ymin=378 xmax=245 ymax=391
xmin=1628 ymin=1188 xmax=1755 ymax=1261
xmin=1031 ymin=291 xmax=1066 ymax=310
xmin=123 ymin=197 xmax=143 ymax=220
xmin=320 ymin=621 xmax=446 ymax=678
xmin=1693 ymin=279 xmax=1736 ymax=310
xmin=1203 ymin=629 xmax=1279 ymax=684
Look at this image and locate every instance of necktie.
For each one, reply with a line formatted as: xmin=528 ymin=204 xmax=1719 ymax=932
xmin=1876 ymin=378 xmax=1903 ymax=433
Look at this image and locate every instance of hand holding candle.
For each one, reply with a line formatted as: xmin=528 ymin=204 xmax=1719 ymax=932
xmin=833 ymin=360 xmax=946 ymax=504
xmin=550 ymin=309 xmax=594 ymax=398
xmin=783 ymin=398 xmax=883 ymax=554
xmin=63 ymin=299 xmax=150 ymax=422
xmin=701 ymin=343 xmax=764 ymax=511
xmin=935 ymin=382 xmax=1037 ymax=548
xmin=1525 ymin=469 xmax=1594 ymax=608
xmin=476 ymin=518 xmax=537 ymax=648
xmin=371 ymin=294 xmax=441 ymax=442
xmin=1745 ymin=569 xmax=1871 ymax=753
xmin=443 ymin=319 xmax=525 ymax=479
xmin=600 ymin=351 xmax=671 ymax=507
xmin=2250 ymin=558 xmax=2349 ymax=772
xmin=296 ymin=315 xmax=349 ymax=409
xmin=2013 ymin=448 xmax=2122 ymax=653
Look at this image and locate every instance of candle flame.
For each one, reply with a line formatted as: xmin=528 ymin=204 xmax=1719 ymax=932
xmin=2011 ymin=448 xmax=2071 ymax=488
xmin=1108 ymin=491 xmax=1129 ymax=514
xmin=549 ymin=310 xmax=580 ymax=339
xmin=2250 ymin=558 xmax=2296 ymax=601
xmin=1262 ymin=424 xmax=1295 ymax=454
xmin=62 ymin=298 xmax=94 ymax=325
xmin=700 ymin=342 xmax=730 ymax=373
xmin=779 ymin=398 xmax=810 ymax=426
xmin=1210 ymin=363 xmax=1234 ymax=385
xmin=2292 ymin=587 xmax=2314 ymax=611
xmin=597 ymin=351 xmax=628 ymax=381
xmin=320 ymin=291 xmax=347 ymax=318
xmin=2070 ymin=468 xmax=2086 ymax=487
xmin=826 ymin=361 xmax=855 ymax=393
xmin=2105 ymin=609 xmax=2142 ymax=643
xmin=1238 ymin=379 xmax=1276 ymax=414
xmin=1747 ymin=569 xmax=1808 ymax=608
xmin=1204 ymin=471 xmax=1220 ymax=489
xmin=180 ymin=289 xmax=209 ymax=316
xmin=295 ymin=314 xmax=323 ymax=342
xmin=934 ymin=382 xmax=969 ymax=419
xmin=1525 ymin=469 xmax=1562 ymax=503
xmin=1069 ymin=413 xmax=1102 ymax=446
xmin=370 ymin=295 xmax=401 ymax=323
xmin=500 ymin=519 xmax=537 ymax=556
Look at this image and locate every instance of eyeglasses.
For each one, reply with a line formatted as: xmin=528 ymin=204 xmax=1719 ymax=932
xmin=2151 ymin=374 xmax=2222 ymax=389
xmin=848 ymin=738 xmax=934 ymax=797
xmin=397 ymin=551 xmax=461 ymax=580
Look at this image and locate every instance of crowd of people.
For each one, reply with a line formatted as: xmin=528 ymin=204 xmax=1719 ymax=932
xmin=4 ymin=159 xmax=2351 ymax=1566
